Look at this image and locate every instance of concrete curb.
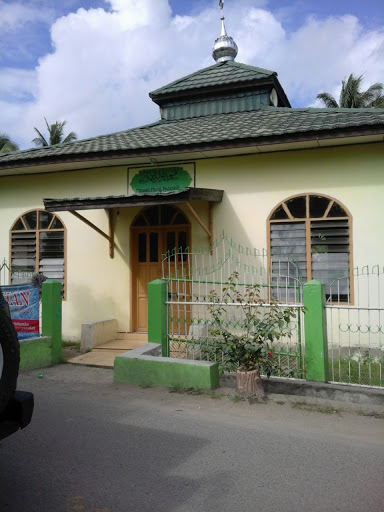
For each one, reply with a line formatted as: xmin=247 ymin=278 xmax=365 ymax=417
xmin=220 ymin=374 xmax=384 ymax=405
xmin=114 ymin=343 xmax=220 ymax=389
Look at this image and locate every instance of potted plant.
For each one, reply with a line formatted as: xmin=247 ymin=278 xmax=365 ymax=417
xmin=208 ymin=272 xmax=297 ymax=398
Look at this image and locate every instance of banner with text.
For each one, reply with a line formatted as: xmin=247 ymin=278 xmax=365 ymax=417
xmin=1 ymin=284 xmax=39 ymax=340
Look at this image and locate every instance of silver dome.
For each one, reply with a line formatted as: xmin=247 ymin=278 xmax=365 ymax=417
xmin=212 ymin=14 xmax=238 ymax=63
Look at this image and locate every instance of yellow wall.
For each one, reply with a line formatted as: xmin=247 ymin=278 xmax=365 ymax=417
xmin=198 ymin=142 xmax=384 ymax=267
xmin=0 ymin=142 xmax=382 ymax=339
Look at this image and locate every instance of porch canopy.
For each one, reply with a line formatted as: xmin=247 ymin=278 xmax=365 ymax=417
xmin=44 ymin=187 xmax=224 ymax=258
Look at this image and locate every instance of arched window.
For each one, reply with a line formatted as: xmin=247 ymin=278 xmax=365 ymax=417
xmin=10 ymin=210 xmax=66 ymax=295
xmin=268 ymin=194 xmax=352 ymax=301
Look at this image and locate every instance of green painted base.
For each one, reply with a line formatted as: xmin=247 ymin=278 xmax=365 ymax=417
xmin=114 ymin=343 xmax=220 ymax=390
xmin=19 ymin=336 xmax=53 ymax=371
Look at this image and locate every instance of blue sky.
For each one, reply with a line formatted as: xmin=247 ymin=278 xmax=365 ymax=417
xmin=1 ymin=0 xmax=384 ymax=149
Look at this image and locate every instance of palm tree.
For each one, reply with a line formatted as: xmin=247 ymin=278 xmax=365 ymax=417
xmin=32 ymin=118 xmax=77 ymax=147
xmin=0 ymin=133 xmax=19 ymax=154
xmin=317 ymin=74 xmax=384 ymax=108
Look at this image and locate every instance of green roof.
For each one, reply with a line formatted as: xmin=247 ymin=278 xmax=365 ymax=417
xmin=149 ymin=61 xmax=277 ymax=98
xmin=1 ymin=108 xmax=383 ymax=168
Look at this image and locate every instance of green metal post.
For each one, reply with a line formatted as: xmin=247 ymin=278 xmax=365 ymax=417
xmin=303 ymin=280 xmax=329 ymax=382
xmin=147 ymin=279 xmax=168 ymax=357
xmin=42 ymin=280 xmax=62 ymax=364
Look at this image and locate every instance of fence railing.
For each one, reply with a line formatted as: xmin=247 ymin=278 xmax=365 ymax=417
xmin=162 ymin=233 xmax=305 ymax=379
xmin=166 ymin=278 xmax=305 ymax=379
xmin=326 ymin=266 xmax=383 ymax=388
xmin=0 ymin=258 xmax=10 ymax=286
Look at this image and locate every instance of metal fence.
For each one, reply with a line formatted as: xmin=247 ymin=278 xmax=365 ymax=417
xmin=0 ymin=258 xmax=31 ymax=286
xmin=0 ymin=258 xmax=10 ymax=286
xmin=162 ymin=232 xmax=305 ymax=379
xmin=326 ymin=266 xmax=383 ymax=388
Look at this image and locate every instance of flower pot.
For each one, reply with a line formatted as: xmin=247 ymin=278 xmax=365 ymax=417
xmin=236 ymin=368 xmax=265 ymax=398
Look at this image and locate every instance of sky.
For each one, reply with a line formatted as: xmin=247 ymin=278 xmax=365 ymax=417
xmin=1 ymin=0 xmax=384 ymax=150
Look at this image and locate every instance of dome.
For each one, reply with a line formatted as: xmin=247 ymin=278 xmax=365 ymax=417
xmin=212 ymin=14 xmax=238 ymax=63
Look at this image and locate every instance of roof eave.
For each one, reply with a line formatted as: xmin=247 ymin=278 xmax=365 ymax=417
xmin=0 ymin=125 xmax=382 ymax=173
xmin=149 ymin=76 xmax=277 ymax=105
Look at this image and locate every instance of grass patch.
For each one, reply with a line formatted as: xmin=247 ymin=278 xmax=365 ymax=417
xmin=247 ymin=396 xmax=267 ymax=405
xmin=329 ymin=358 xmax=382 ymax=387
xmin=357 ymin=410 xmax=384 ymax=420
xmin=291 ymin=401 xmax=339 ymax=414
xmin=208 ymin=391 xmax=222 ymax=399
xmin=276 ymin=400 xmax=285 ymax=405
xmin=232 ymin=393 xmax=245 ymax=403
xmin=62 ymin=341 xmax=81 ymax=349
xmin=168 ymin=386 xmax=203 ymax=395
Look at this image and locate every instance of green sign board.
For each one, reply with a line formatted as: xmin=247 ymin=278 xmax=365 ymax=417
xmin=130 ymin=166 xmax=192 ymax=195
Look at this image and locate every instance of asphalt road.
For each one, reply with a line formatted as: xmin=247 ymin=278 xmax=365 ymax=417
xmin=1 ymin=365 xmax=383 ymax=512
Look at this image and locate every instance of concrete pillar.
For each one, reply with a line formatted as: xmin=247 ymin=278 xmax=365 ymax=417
xmin=303 ymin=280 xmax=329 ymax=382
xmin=147 ymin=279 xmax=168 ymax=357
xmin=42 ymin=280 xmax=62 ymax=364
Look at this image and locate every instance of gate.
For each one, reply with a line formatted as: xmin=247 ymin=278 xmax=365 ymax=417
xmin=162 ymin=232 xmax=305 ymax=379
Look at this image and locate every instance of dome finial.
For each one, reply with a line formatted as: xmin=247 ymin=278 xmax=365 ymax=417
xmin=212 ymin=0 xmax=238 ymax=63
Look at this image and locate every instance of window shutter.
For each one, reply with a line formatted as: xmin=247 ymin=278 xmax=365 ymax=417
xmin=270 ymin=222 xmax=306 ymax=300
xmin=11 ymin=232 xmax=36 ymax=284
xmin=270 ymin=222 xmax=307 ymax=280
xmin=311 ymin=220 xmax=349 ymax=301
xmin=39 ymin=232 xmax=65 ymax=285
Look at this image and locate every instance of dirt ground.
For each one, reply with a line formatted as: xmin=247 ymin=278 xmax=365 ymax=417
xmin=61 ymin=342 xmax=81 ymax=362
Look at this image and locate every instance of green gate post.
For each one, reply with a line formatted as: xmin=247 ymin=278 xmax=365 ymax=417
xmin=303 ymin=280 xmax=329 ymax=382
xmin=42 ymin=280 xmax=62 ymax=364
xmin=147 ymin=279 xmax=167 ymax=357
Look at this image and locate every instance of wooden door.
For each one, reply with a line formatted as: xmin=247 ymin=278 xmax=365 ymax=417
xmin=132 ymin=229 xmax=162 ymax=332
xmin=131 ymin=205 xmax=190 ymax=333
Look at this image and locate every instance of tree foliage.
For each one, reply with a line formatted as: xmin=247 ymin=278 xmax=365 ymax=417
xmin=0 ymin=133 xmax=19 ymax=154
xmin=317 ymin=74 xmax=384 ymax=108
xmin=32 ymin=118 xmax=77 ymax=147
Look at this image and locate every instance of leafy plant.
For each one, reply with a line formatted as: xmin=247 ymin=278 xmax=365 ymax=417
xmin=207 ymin=272 xmax=298 ymax=375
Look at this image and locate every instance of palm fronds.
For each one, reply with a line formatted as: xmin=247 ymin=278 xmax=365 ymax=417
xmin=317 ymin=73 xmax=384 ymax=109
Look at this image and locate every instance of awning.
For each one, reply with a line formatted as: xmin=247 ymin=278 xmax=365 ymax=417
xmin=44 ymin=187 xmax=223 ymax=211
xmin=43 ymin=188 xmax=224 ymax=259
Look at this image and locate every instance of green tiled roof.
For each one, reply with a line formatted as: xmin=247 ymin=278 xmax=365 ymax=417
xmin=1 ymin=108 xmax=383 ymax=167
xmin=149 ymin=61 xmax=276 ymax=98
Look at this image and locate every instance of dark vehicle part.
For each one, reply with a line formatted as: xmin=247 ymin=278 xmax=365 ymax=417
xmin=0 ymin=286 xmax=33 ymax=440
xmin=0 ymin=288 xmax=20 ymax=415
xmin=0 ymin=391 xmax=34 ymax=439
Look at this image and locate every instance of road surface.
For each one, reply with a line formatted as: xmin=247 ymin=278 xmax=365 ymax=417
xmin=1 ymin=365 xmax=383 ymax=512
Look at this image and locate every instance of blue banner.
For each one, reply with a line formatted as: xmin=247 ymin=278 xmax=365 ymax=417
xmin=1 ymin=284 xmax=40 ymax=340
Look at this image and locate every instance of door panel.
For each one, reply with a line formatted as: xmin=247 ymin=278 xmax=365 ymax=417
xmin=132 ymin=223 xmax=190 ymax=333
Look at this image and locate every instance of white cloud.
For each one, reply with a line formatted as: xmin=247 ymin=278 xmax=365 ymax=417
xmin=1 ymin=1 xmax=384 ymax=149
xmin=0 ymin=1 xmax=53 ymax=30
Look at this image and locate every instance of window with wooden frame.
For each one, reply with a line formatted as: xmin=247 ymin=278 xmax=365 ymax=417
xmin=268 ymin=194 xmax=352 ymax=302
xmin=10 ymin=210 xmax=66 ymax=296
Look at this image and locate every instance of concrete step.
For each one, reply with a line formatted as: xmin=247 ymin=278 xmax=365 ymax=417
xmin=68 ymin=350 xmax=124 ymax=369
xmin=93 ymin=338 xmax=148 ymax=351
xmin=116 ymin=332 xmax=148 ymax=341
xmin=67 ymin=335 xmax=148 ymax=368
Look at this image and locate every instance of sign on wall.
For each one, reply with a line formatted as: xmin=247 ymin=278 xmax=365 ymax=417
xmin=1 ymin=284 xmax=39 ymax=340
xmin=129 ymin=163 xmax=195 ymax=195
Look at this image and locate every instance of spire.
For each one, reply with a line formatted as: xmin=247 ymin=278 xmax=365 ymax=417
xmin=212 ymin=0 xmax=238 ymax=63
